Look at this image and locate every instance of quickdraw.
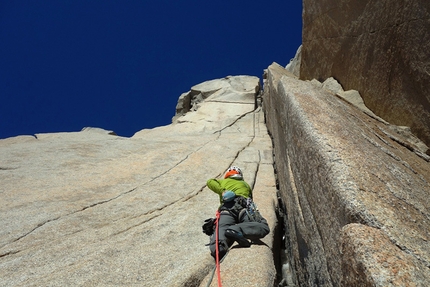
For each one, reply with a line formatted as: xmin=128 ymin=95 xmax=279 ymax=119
xmin=245 ymin=198 xmax=263 ymax=222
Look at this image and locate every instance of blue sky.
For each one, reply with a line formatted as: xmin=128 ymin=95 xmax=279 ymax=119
xmin=0 ymin=1 xmax=302 ymax=139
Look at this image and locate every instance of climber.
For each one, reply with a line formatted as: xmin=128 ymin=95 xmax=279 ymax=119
xmin=203 ymin=166 xmax=270 ymax=259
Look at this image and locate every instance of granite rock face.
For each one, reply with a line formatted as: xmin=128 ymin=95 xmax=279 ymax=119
xmin=285 ymin=45 xmax=301 ymax=78
xmin=3 ymin=61 xmax=429 ymax=286
xmin=263 ymin=63 xmax=430 ymax=286
xmin=0 ymin=76 xmax=278 ymax=287
xmin=300 ymin=0 xmax=430 ymax=149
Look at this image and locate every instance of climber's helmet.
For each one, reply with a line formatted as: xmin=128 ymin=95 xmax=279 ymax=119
xmin=224 ymin=166 xmax=243 ymax=180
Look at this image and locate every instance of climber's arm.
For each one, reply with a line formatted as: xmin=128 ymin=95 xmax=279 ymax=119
xmin=206 ymin=179 xmax=225 ymax=195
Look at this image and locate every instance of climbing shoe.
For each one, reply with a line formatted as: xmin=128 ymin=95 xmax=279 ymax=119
xmin=225 ymin=229 xmax=251 ymax=247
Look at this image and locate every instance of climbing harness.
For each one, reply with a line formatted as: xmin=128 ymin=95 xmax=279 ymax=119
xmin=219 ymin=196 xmax=263 ymax=223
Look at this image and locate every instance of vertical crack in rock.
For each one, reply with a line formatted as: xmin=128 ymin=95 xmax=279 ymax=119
xmin=268 ymin=129 xmax=299 ymax=286
xmin=211 ymin=110 xmax=259 ymax=178
xmin=251 ymin=150 xmax=261 ymax=191
xmin=196 ymin=109 xmax=275 ymax=286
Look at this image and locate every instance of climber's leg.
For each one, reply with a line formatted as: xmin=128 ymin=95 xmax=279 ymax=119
xmin=227 ymin=212 xmax=270 ymax=241
xmin=209 ymin=211 xmax=236 ymax=258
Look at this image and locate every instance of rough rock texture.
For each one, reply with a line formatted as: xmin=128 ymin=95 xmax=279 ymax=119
xmin=300 ymin=0 xmax=430 ymax=149
xmin=315 ymin=76 xmax=430 ymax=155
xmin=342 ymin=224 xmax=430 ymax=287
xmin=3 ymin=59 xmax=430 ymax=286
xmin=285 ymin=45 xmax=301 ymax=78
xmin=263 ymin=63 xmax=430 ymax=286
xmin=0 ymin=76 xmax=278 ymax=287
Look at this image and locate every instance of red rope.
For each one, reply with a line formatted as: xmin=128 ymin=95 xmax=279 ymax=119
xmin=215 ymin=210 xmax=222 ymax=287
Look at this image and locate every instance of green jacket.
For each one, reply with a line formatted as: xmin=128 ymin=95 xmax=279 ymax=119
xmin=207 ymin=177 xmax=252 ymax=204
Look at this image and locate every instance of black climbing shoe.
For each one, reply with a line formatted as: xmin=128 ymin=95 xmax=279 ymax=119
xmin=225 ymin=229 xmax=251 ymax=247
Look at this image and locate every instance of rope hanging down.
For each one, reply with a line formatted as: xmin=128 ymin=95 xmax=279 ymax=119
xmin=215 ymin=210 xmax=222 ymax=287
xmin=206 ymin=210 xmax=229 ymax=287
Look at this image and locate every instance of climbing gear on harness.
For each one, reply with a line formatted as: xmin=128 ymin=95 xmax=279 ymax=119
xmin=245 ymin=198 xmax=263 ymax=222
xmin=224 ymin=166 xmax=243 ymax=180
xmin=222 ymin=190 xmax=235 ymax=202
xmin=235 ymin=196 xmax=247 ymax=208
xmin=219 ymin=196 xmax=263 ymax=222
xmin=219 ymin=196 xmax=246 ymax=219
xmin=225 ymin=229 xmax=251 ymax=247
xmin=202 ymin=218 xmax=216 ymax=236
xmin=218 ymin=195 xmax=262 ymax=224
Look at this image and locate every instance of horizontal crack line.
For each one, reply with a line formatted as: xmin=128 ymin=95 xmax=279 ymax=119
xmin=213 ymin=110 xmax=256 ymax=134
xmin=2 ymin=112 xmax=259 ymax=251
xmin=112 ymin=183 xmax=208 ymax=236
xmin=5 ymin=139 xmax=216 ymax=246
xmin=207 ymin=100 xmax=254 ymax=104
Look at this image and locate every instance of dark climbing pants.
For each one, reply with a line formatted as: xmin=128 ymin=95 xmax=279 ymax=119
xmin=209 ymin=209 xmax=270 ymax=258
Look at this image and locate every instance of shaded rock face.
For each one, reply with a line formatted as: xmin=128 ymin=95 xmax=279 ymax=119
xmin=263 ymin=63 xmax=430 ymax=286
xmin=0 ymin=76 xmax=278 ymax=287
xmin=300 ymin=0 xmax=430 ymax=149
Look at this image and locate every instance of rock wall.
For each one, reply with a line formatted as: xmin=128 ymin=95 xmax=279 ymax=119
xmin=2 ymin=64 xmax=429 ymax=286
xmin=0 ymin=76 xmax=278 ymax=287
xmin=263 ymin=63 xmax=430 ymax=286
xmin=300 ymin=0 xmax=430 ymax=149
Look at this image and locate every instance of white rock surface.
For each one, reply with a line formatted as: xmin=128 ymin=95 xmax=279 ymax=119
xmin=0 ymin=76 xmax=277 ymax=287
xmin=285 ymin=45 xmax=301 ymax=78
xmin=322 ymin=76 xmax=344 ymax=95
